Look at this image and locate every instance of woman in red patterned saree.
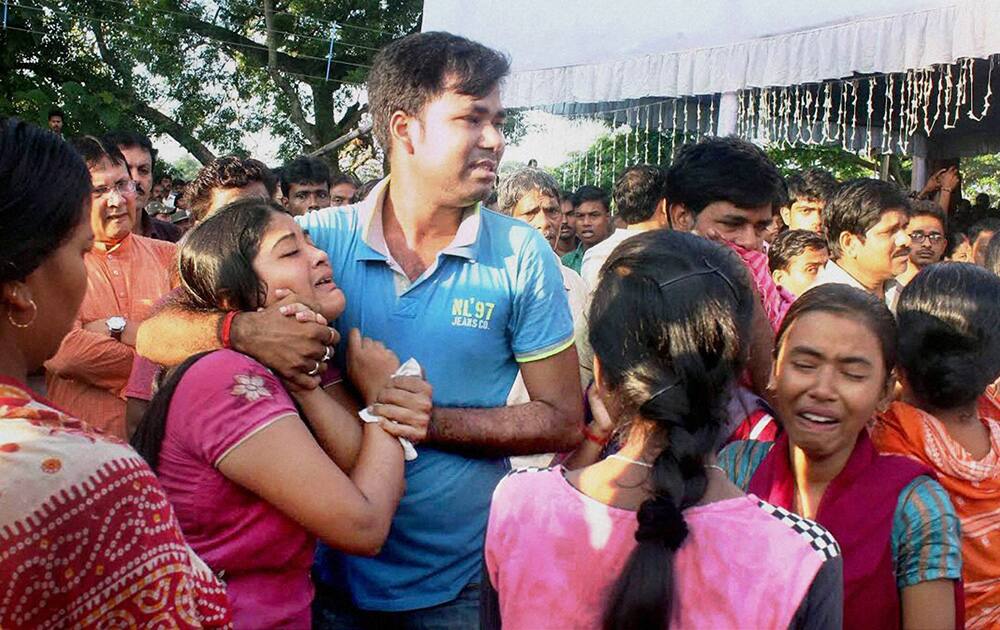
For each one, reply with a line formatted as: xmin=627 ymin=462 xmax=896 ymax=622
xmin=0 ymin=118 xmax=231 ymax=628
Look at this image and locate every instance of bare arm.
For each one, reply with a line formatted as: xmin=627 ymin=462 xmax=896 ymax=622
xmin=901 ymin=580 xmax=956 ymax=630
xmin=562 ymin=383 xmax=614 ymax=470
xmin=218 ymin=414 xmax=405 ymax=556
xmin=136 ymin=299 xmax=333 ymax=389
xmin=408 ymin=346 xmax=584 ymax=457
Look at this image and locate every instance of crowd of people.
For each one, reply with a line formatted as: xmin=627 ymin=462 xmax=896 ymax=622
xmin=2 ymin=28 xmax=1000 ymax=630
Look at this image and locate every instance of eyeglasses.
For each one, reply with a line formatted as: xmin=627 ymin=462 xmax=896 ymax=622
xmin=909 ymin=231 xmax=945 ymax=244
xmin=92 ymin=179 xmax=137 ymax=199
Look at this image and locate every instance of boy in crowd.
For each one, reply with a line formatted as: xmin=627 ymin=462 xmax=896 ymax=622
xmin=281 ymin=156 xmax=332 ymax=215
xmin=329 ymin=172 xmax=361 ymax=206
xmin=561 ymin=185 xmax=612 ymax=273
xmin=780 ymin=169 xmax=837 ymax=234
xmin=768 ymin=229 xmax=830 ymax=297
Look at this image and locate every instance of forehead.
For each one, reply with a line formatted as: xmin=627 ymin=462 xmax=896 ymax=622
xmin=701 ymin=200 xmax=773 ymax=221
xmin=869 ymin=208 xmax=908 ymax=232
xmin=790 ymin=198 xmax=823 ymax=211
xmin=118 ymin=145 xmax=151 ymax=166
xmin=782 ymin=311 xmax=884 ymax=364
xmin=515 ymin=188 xmax=558 ymax=208
xmin=89 ymin=158 xmax=128 ymax=183
xmin=290 ymin=181 xmax=330 ymax=193
xmin=330 ymin=182 xmax=356 ymax=194
xmin=908 ymin=214 xmax=944 ymax=232
xmin=790 ymin=246 xmax=829 ymax=265
xmin=210 ymin=182 xmax=269 ymax=209
xmin=576 ymin=200 xmax=608 ymax=214
xmin=423 ymin=83 xmax=503 ymax=117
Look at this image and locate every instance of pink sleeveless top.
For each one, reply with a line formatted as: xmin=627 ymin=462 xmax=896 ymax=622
xmin=486 ymin=467 xmax=834 ymax=630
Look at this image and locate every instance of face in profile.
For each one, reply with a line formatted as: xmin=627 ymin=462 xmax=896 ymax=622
xmin=847 ymin=209 xmax=911 ymax=280
xmin=948 ymin=235 xmax=973 ymax=263
xmin=773 ymin=310 xmax=890 ymax=461
xmin=773 ymin=246 xmax=829 ymax=297
xmin=252 ymin=212 xmax=345 ymax=321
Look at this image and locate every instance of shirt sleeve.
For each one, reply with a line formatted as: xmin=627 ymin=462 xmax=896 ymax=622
xmin=509 ymin=228 xmax=575 ymax=363
xmin=717 ymin=439 xmax=771 ymax=491
xmin=44 ymin=322 xmax=135 ymax=392
xmin=172 ymin=350 xmax=298 ymax=466
xmin=123 ymin=355 xmax=161 ymax=401
xmin=891 ymin=475 xmax=963 ymax=588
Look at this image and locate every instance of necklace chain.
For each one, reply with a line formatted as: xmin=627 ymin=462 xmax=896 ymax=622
xmin=607 ymin=453 xmax=728 ymax=476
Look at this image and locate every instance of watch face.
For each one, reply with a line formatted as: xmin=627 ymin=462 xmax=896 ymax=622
xmin=107 ymin=316 xmax=127 ymax=332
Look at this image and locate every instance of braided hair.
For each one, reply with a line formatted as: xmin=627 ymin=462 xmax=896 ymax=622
xmin=590 ymin=230 xmax=754 ymax=630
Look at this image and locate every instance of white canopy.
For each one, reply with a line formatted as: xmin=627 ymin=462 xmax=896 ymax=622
xmin=422 ymin=0 xmax=1000 ymax=110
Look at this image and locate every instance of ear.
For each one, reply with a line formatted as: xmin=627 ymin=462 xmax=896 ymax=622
xmin=839 ymin=230 xmax=861 ymax=259
xmin=880 ymin=370 xmax=902 ymax=411
xmin=1 ymin=281 xmax=35 ymax=320
xmin=388 ymin=110 xmax=418 ymax=156
xmin=779 ymin=206 xmax=792 ymax=226
xmin=772 ymin=269 xmax=787 ymax=288
xmin=654 ymin=198 xmax=670 ymax=228
xmin=592 ymin=355 xmax=604 ymax=392
xmin=668 ymin=203 xmax=694 ymax=232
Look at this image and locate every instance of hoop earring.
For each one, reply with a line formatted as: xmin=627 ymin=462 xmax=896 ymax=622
xmin=8 ymin=299 xmax=37 ymax=329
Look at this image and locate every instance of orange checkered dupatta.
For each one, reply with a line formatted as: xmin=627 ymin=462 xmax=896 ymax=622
xmin=873 ymin=401 xmax=1000 ymax=630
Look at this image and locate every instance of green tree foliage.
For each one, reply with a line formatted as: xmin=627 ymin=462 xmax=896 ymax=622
xmin=0 ymin=0 xmax=421 ymax=166
xmin=553 ymin=127 xmax=693 ymax=192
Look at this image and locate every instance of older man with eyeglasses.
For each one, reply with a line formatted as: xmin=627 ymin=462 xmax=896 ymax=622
xmin=897 ymin=200 xmax=949 ymax=287
xmin=44 ymin=136 xmax=177 ymax=439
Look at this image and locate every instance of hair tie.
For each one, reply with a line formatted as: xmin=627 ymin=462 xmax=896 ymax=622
xmin=635 ymin=496 xmax=689 ymax=550
xmin=658 ymin=257 xmax=739 ymax=302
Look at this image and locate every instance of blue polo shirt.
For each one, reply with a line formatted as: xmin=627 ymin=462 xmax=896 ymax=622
xmin=297 ymin=178 xmax=574 ymax=611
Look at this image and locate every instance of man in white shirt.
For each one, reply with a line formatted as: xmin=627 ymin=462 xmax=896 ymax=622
xmin=580 ymin=165 xmax=669 ymax=290
xmin=810 ymin=178 xmax=911 ymax=311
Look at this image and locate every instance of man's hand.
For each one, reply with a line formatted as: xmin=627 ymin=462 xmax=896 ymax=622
xmin=231 ymin=292 xmax=336 ymax=390
xmin=347 ymin=328 xmax=400 ymax=407
xmin=939 ymin=166 xmax=961 ymax=191
xmin=371 ymin=375 xmax=433 ymax=444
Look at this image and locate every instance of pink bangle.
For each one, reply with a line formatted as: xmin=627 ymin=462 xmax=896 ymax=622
xmin=221 ymin=311 xmax=238 ymax=349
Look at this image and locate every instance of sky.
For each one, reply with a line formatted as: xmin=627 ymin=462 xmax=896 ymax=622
xmin=157 ymin=108 xmax=607 ymax=172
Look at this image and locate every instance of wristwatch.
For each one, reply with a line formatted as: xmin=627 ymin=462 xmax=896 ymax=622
xmin=107 ymin=316 xmax=127 ymax=341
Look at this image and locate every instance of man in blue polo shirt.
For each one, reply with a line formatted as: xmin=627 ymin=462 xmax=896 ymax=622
xmin=135 ymin=31 xmax=584 ymax=627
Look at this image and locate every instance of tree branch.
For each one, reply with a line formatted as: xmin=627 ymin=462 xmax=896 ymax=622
xmin=263 ymin=0 xmax=316 ymax=146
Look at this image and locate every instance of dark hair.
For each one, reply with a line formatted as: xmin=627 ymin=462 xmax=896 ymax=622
xmin=907 ymin=199 xmax=947 ymax=232
xmin=590 ymin=230 xmax=753 ymax=630
xmin=47 ymin=108 xmax=64 ymax=120
xmin=70 ymin=135 xmax=128 ymax=170
xmin=0 ymin=118 xmax=91 ymax=283
xmin=331 ymin=172 xmax=361 ymax=189
xmin=103 ymin=130 xmax=157 ymax=170
xmin=281 ymin=156 xmax=331 ymax=197
xmin=612 ymin=165 xmax=666 ymax=225
xmin=969 ymin=218 xmax=1000 ymax=243
xmin=367 ymin=31 xmax=510 ymax=153
xmin=571 ymin=185 xmax=610 ymax=211
xmin=777 ymin=284 xmax=897 ymax=379
xmin=975 ymin=193 xmax=991 ymax=207
xmin=785 ymin=169 xmax=837 ymax=204
xmin=184 ymin=156 xmax=278 ymax=221
xmin=354 ymin=179 xmax=381 ymax=203
xmin=767 ymin=229 xmax=828 ymax=273
xmin=496 ymin=167 xmax=560 ymax=216
xmin=665 ymin=136 xmax=785 ymax=217
xmin=824 ymin=178 xmax=910 ymax=259
xmin=896 ymin=263 xmax=1000 ymax=409
xmin=131 ymin=198 xmax=284 ymax=470
xmin=984 ymin=233 xmax=1000 ymax=276
xmin=946 ymin=231 xmax=970 ymax=259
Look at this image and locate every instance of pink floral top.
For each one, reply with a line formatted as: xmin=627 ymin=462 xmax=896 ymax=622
xmin=156 ymin=350 xmax=315 ymax=629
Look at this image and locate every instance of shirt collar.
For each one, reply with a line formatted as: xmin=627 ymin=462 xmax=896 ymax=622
xmin=92 ymin=233 xmax=133 ymax=256
xmin=355 ymin=176 xmax=482 ymax=262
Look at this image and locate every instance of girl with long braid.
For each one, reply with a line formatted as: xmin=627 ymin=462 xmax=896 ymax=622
xmin=483 ymin=231 xmax=842 ymax=629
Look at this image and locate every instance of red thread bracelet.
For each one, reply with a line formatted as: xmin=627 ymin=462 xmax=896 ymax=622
xmin=583 ymin=425 xmax=609 ymax=447
xmin=221 ymin=311 xmax=238 ymax=349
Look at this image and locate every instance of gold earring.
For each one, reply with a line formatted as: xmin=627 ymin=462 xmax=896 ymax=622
xmin=8 ymin=299 xmax=38 ymax=329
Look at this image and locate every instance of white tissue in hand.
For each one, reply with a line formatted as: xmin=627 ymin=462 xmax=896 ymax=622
xmin=359 ymin=358 xmax=421 ymax=461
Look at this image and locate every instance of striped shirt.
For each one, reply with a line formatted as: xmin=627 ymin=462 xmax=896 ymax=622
xmin=719 ymin=439 xmax=962 ymax=588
